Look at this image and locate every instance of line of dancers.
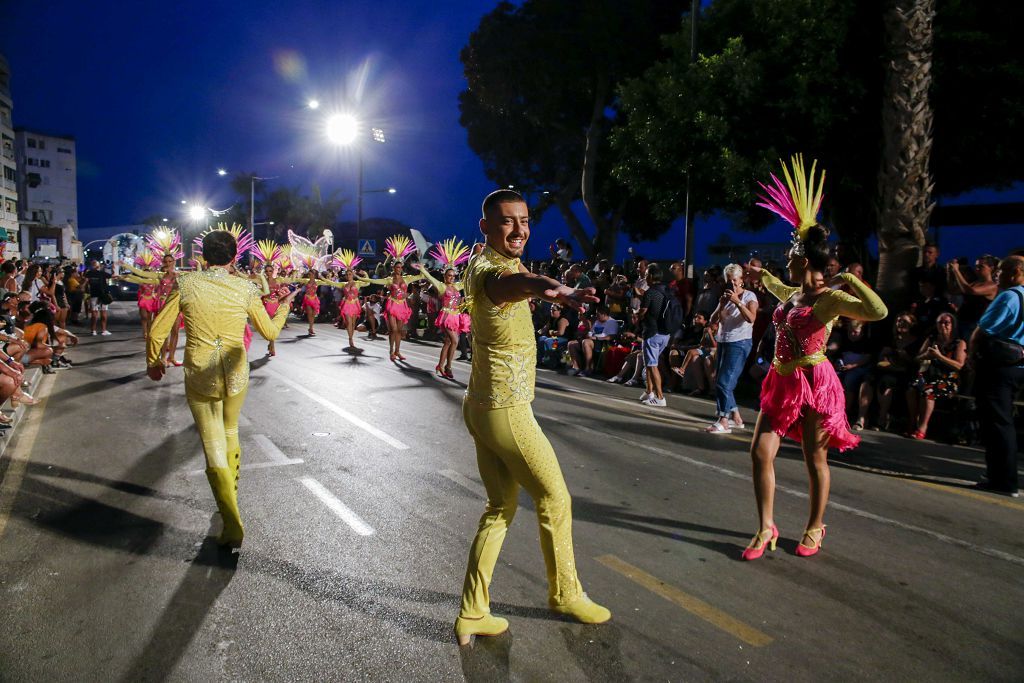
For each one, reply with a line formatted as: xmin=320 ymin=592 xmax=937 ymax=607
xmin=136 ymin=156 xmax=887 ymax=646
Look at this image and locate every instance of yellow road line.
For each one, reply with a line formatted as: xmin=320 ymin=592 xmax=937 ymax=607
xmin=0 ymin=374 xmax=55 ymax=544
xmin=903 ymin=478 xmax=1024 ymax=512
xmin=595 ymin=554 xmax=773 ymax=648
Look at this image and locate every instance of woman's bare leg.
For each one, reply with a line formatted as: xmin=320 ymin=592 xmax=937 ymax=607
xmin=750 ymin=412 xmax=782 ymax=530
xmin=801 ymin=410 xmax=832 ymax=532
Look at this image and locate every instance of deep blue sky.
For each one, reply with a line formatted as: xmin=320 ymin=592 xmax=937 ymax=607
xmin=5 ymin=1 xmax=1021 ymax=266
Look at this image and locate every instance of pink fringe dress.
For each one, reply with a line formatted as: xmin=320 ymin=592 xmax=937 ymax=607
xmin=384 ymin=282 xmax=412 ymax=324
xmin=340 ymin=282 xmax=362 ymax=318
xmin=301 ymin=281 xmax=320 ymax=315
xmin=137 ymin=283 xmax=161 ymax=313
xmin=435 ymin=286 xmax=471 ymax=333
xmin=760 ymin=304 xmax=859 ymax=451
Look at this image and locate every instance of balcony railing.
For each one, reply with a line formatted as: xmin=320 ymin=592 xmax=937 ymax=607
xmin=1 ymin=179 xmax=15 ymax=192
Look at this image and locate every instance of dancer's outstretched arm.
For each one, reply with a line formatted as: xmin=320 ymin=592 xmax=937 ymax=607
xmin=414 ymin=265 xmax=448 ymax=296
xmin=122 ymin=263 xmax=163 ymax=281
xmin=146 ymin=291 xmax=180 ymax=379
xmin=819 ymin=274 xmax=888 ymax=323
xmin=485 ymin=265 xmax=597 ymax=311
xmin=757 ymin=269 xmax=800 ymax=304
xmin=120 ymin=274 xmax=159 ymax=285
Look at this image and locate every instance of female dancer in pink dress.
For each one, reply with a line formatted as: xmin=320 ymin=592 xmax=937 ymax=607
xmin=300 ymin=270 xmax=321 ymax=336
xmin=359 ymin=235 xmax=423 ymax=362
xmin=127 ymin=229 xmax=184 ymax=366
xmin=253 ymin=241 xmax=291 ymax=357
xmin=122 ymin=250 xmax=162 ymax=342
xmin=414 ymin=237 xmax=471 ymax=378
xmin=742 ymin=155 xmax=887 ymax=561
xmin=320 ymin=249 xmax=368 ymax=351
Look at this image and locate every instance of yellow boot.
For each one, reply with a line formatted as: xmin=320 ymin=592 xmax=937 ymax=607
xmin=454 ymin=614 xmax=509 ymax=646
xmin=550 ymin=593 xmax=611 ymax=624
xmin=205 ymin=467 xmax=244 ymax=547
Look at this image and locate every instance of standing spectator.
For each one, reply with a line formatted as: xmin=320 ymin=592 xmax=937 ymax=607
xmin=705 ymin=263 xmax=758 ymax=433
xmin=637 ymin=264 xmax=672 ymax=406
xmin=66 ymin=265 xmax=84 ymax=324
xmin=948 ymin=255 xmax=998 ymax=339
xmin=669 ymin=261 xmax=694 ymax=319
xmin=630 ymin=259 xmax=649 ymax=311
xmin=969 ymin=255 xmax=1024 ymax=497
xmin=824 ymin=255 xmax=841 ymax=281
xmin=567 ymin=263 xmax=592 ymax=290
xmin=913 ymin=242 xmax=945 ymax=298
xmin=53 ymin=267 xmax=70 ymax=328
xmin=84 ymin=260 xmax=114 ymax=336
xmin=604 ymin=272 xmax=629 ymax=318
xmin=1 ymin=261 xmax=17 ymax=292
xmin=905 ymin=312 xmax=966 ymax=440
xmin=549 ymin=238 xmax=572 ymax=263
xmin=693 ymin=267 xmax=723 ymax=319
xmin=910 ymin=278 xmax=954 ymax=336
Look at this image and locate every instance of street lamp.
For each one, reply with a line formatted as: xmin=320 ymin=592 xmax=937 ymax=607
xmin=217 ymin=168 xmax=228 ymax=176
xmin=215 ymin=169 xmax=279 ymax=261
xmin=307 ymin=99 xmax=320 ymax=110
xmin=325 ymin=114 xmax=389 ymax=246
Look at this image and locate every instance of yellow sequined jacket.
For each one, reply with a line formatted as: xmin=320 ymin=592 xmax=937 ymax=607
xmin=146 ymin=268 xmax=289 ymax=399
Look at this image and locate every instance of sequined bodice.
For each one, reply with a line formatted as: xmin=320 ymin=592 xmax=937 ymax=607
xmin=344 ymin=283 xmax=360 ymax=301
xmin=139 ymin=283 xmax=157 ymax=299
xmin=442 ymin=286 xmax=462 ymax=311
xmin=772 ymin=304 xmax=830 ymax=365
xmin=388 ymin=282 xmax=407 ymax=300
xmin=156 ymin=274 xmax=175 ymax=302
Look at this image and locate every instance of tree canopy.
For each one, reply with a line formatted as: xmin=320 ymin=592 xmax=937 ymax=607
xmin=611 ymin=0 xmax=1024 ymax=244
xmin=459 ymin=0 xmax=691 ymax=258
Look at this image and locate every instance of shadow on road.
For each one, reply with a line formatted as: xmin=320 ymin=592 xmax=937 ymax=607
xmin=459 ymin=630 xmax=512 ymax=682
xmin=118 ymin=532 xmax=238 ymax=683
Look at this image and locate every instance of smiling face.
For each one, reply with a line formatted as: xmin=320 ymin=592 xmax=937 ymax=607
xmin=480 ymin=200 xmax=529 ymax=259
xmin=392 ymin=263 xmax=403 ymax=277
xmin=162 ymin=255 xmax=176 ymax=272
xmin=444 ymin=269 xmax=456 ymax=284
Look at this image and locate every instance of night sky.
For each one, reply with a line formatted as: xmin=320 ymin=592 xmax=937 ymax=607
xmin=5 ymin=1 xmax=1021 ymax=266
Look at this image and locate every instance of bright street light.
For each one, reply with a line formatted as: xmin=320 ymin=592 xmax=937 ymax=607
xmin=325 ymin=113 xmax=359 ymax=145
xmin=217 ymin=168 xmax=228 ymax=176
xmin=162 ymin=217 xmax=168 ymax=222
xmin=308 ymin=99 xmax=320 ymax=110
xmin=388 ymin=187 xmax=397 ymax=194
xmin=188 ymin=205 xmax=208 ymax=222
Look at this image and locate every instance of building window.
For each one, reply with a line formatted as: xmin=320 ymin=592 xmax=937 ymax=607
xmin=26 ymin=158 xmax=36 ymax=166
xmin=27 ymin=138 xmax=37 ymax=148
xmin=39 ymin=159 xmax=50 ymax=168
xmin=3 ymin=167 xmax=13 ymax=181
xmin=37 ymin=139 xmax=45 ymax=150
xmin=57 ymin=147 xmax=71 ymax=154
xmin=5 ymin=198 xmax=16 ymax=213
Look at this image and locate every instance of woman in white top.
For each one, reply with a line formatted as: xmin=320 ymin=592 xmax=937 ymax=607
xmin=706 ymin=263 xmax=759 ymax=433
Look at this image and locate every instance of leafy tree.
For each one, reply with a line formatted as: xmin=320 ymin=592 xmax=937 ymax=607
xmin=612 ymin=0 xmax=1024 ymax=290
xmin=224 ymin=174 xmax=348 ymax=242
xmin=460 ymin=0 xmax=689 ymax=258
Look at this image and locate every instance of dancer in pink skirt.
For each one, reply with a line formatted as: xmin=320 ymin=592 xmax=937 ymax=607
xmin=320 ymin=249 xmax=369 ymax=351
xmin=742 ymin=155 xmax=887 ymax=561
xmin=359 ymin=235 xmax=423 ymax=362
xmin=414 ymin=237 xmax=471 ymax=379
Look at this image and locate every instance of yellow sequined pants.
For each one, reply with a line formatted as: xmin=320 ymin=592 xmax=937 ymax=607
xmin=187 ymin=387 xmax=248 ymax=469
xmin=460 ymin=400 xmax=583 ymax=617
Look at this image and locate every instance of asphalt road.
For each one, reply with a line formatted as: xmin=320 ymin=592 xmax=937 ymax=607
xmin=1 ymin=303 xmax=1022 ymax=682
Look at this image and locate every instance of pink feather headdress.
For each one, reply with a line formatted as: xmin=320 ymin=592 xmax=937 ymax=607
xmin=755 ymin=154 xmax=826 ymax=250
xmin=193 ymin=223 xmax=255 ymax=264
xmin=383 ymin=234 xmax=416 ymax=263
xmin=428 ymin=237 xmax=471 ymax=270
xmin=145 ymin=228 xmax=183 ymax=260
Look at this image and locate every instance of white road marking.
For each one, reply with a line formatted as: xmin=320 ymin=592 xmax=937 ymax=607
xmin=439 ymin=469 xmax=484 ymax=498
xmin=186 ymin=433 xmax=304 ymax=476
xmin=298 ymin=477 xmax=375 ymax=536
xmin=253 ymin=434 xmax=292 ymax=464
xmin=543 ymin=416 xmax=1024 ymax=569
xmin=266 ymin=368 xmax=410 ymax=450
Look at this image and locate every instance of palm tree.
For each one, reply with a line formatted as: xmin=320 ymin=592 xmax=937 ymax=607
xmin=876 ymin=0 xmax=936 ymax=309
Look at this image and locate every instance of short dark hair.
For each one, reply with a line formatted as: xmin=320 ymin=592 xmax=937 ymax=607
xmin=1 ymin=261 xmax=15 ymax=274
xmin=202 ymin=230 xmax=237 ymax=266
xmin=481 ymin=189 xmax=525 ymax=218
xmin=646 ymin=263 xmax=664 ymax=285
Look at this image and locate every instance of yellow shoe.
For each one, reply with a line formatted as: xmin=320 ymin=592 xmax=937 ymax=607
xmin=205 ymin=467 xmax=244 ymax=547
xmin=454 ymin=614 xmax=509 ymax=646
xmin=550 ymin=593 xmax=611 ymax=624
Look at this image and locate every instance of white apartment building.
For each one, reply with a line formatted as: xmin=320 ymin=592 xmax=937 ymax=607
xmin=0 ymin=54 xmax=21 ymax=258
xmin=15 ymin=126 xmax=78 ymax=260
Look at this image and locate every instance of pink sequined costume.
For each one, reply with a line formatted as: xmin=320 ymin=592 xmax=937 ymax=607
xmin=137 ymin=283 xmax=161 ymax=313
xmin=759 ymin=271 xmax=888 ymax=451
xmin=301 ymin=280 xmax=320 ymax=315
xmin=340 ymin=282 xmax=363 ymax=318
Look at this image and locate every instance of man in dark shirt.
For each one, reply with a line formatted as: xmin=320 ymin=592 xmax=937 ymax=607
xmin=911 ymin=242 xmax=945 ymax=298
xmin=84 ymin=260 xmax=113 ymax=336
xmin=637 ymin=265 xmax=670 ymax=406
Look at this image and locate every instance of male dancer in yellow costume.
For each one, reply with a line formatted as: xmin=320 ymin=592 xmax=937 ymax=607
xmin=455 ymin=189 xmax=610 ymax=645
xmin=147 ymin=230 xmax=296 ymax=547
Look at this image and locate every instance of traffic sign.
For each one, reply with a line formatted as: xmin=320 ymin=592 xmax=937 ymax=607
xmin=358 ymin=239 xmax=376 ymax=256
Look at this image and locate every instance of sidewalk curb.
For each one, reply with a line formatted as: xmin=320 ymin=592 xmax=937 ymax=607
xmin=0 ymin=366 xmax=44 ymax=462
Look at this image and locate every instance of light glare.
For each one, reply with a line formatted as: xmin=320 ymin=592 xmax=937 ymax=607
xmin=326 ymin=113 xmax=359 ymax=145
xmin=308 ymin=99 xmax=320 ymax=110
xmin=188 ymin=205 xmax=207 ymax=221
xmin=217 ymin=168 xmax=227 ymax=176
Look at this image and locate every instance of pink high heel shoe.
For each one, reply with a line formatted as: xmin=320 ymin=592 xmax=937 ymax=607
xmin=741 ymin=524 xmax=778 ymax=561
xmin=795 ymin=526 xmax=826 ymax=557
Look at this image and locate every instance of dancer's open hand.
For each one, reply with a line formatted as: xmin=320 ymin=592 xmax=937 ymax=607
xmin=543 ymin=285 xmax=599 ymax=311
xmin=147 ymin=364 xmax=165 ymax=381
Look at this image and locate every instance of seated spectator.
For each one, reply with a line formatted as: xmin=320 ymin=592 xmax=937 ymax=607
xmin=567 ymin=305 xmax=619 ymax=377
xmin=866 ymin=312 xmax=921 ymax=431
xmin=905 ymin=312 xmax=966 ymax=440
xmin=910 ymin=278 xmax=954 ymax=336
xmin=22 ymin=305 xmax=56 ymax=372
xmin=948 ymin=255 xmax=998 ymax=338
xmin=670 ymin=315 xmax=718 ymax=396
xmin=0 ymin=292 xmax=27 ymax=361
xmin=360 ymin=294 xmax=382 ymax=340
xmin=537 ymin=304 xmax=570 ymax=369
xmin=830 ymin=318 xmax=876 ymax=431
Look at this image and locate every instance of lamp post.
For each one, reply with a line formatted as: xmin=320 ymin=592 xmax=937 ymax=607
xmin=325 ymin=114 xmax=389 ymax=248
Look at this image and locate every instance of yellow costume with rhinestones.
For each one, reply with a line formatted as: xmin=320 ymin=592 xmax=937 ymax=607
xmin=458 ymin=246 xmax=587 ymax=622
xmin=147 ymin=267 xmax=288 ymax=546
